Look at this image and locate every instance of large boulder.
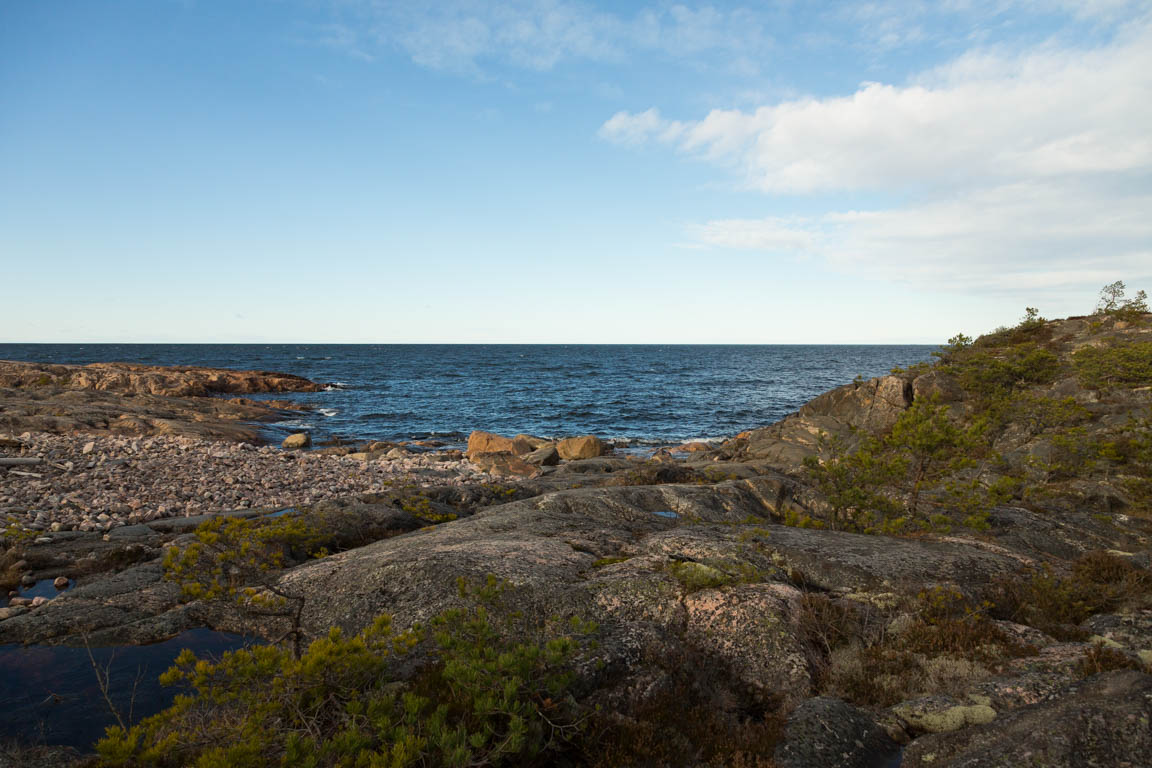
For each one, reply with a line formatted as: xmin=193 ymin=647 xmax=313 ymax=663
xmin=281 ymin=432 xmax=312 ymax=450
xmin=775 ymin=697 xmax=900 ymax=768
xmin=466 ymin=431 xmax=515 ymax=457
xmin=557 ymin=435 xmax=609 ymax=460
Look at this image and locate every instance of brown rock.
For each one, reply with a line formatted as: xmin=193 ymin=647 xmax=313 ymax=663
xmin=53 ymin=576 xmax=69 ymax=589
xmin=466 ymin=431 xmax=516 ymax=457
xmin=0 ymin=360 xmax=323 ymax=397
xmin=523 ymin=443 xmax=560 ymax=466
xmin=281 ymin=433 xmax=312 ymax=450
xmin=674 ymin=441 xmax=713 ymax=453
xmin=512 ymin=434 xmax=549 ymax=454
xmin=468 ymin=451 xmax=539 ymax=478
xmin=557 ymin=435 xmax=608 ymax=460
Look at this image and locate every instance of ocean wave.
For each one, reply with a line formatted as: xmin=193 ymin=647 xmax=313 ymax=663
xmin=318 ymin=408 xmax=338 ymax=418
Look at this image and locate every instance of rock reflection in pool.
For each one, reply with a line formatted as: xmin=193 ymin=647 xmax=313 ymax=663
xmin=0 ymin=628 xmax=256 ymax=751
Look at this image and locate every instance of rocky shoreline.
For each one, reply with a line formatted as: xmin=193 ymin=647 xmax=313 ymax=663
xmin=0 ymin=432 xmax=493 ymax=533
xmin=2 ymin=313 xmax=1152 ymax=768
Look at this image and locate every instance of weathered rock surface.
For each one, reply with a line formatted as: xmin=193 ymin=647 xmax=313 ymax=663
xmin=774 ymin=697 xmax=899 ymax=768
xmin=728 ymin=375 xmax=913 ymax=470
xmin=258 ymin=480 xmax=1027 ymax=719
xmin=902 ymin=671 xmax=1152 ymax=768
xmin=467 ymin=451 xmax=539 ymax=478
xmin=0 ymin=386 xmax=284 ymax=442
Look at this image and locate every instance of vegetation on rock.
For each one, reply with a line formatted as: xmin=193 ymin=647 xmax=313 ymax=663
xmin=94 ymin=576 xmax=598 ymax=768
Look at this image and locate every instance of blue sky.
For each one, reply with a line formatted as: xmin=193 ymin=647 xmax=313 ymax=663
xmin=1 ymin=0 xmax=1149 ymax=343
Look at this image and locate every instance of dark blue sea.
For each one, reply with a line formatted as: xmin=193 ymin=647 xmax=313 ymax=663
xmin=0 ymin=345 xmax=934 ymax=446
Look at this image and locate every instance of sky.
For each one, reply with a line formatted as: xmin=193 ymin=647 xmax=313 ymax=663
xmin=1 ymin=0 xmax=1149 ymax=344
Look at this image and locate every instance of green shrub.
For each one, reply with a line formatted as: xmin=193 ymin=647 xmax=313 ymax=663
xmin=985 ymin=551 xmax=1150 ymax=639
xmin=1072 ymin=341 xmax=1152 ymax=389
xmin=95 ymin=577 xmax=598 ymax=768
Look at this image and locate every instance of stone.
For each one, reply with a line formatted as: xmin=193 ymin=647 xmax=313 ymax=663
xmin=465 ymin=431 xmax=516 ymax=457
xmin=0 ymin=605 xmax=28 ymax=620
xmin=468 ymin=451 xmax=539 ymax=478
xmin=556 ymin=435 xmax=608 ymax=460
xmin=281 ymin=432 xmax=312 ymax=450
xmin=775 ymin=697 xmax=900 ymax=768
xmin=891 ymin=694 xmax=997 ymax=734
xmin=30 ymin=596 xmax=48 ymax=607
xmin=53 ymin=576 xmax=70 ymax=589
xmin=513 ymin=434 xmax=549 ymax=451
xmin=81 ymin=441 xmax=95 ymax=454
xmin=523 ymin=443 xmax=560 ymax=467
xmin=673 ymin=441 xmax=713 ymax=453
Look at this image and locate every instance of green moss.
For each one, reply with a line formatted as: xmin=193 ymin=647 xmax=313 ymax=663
xmin=591 ymin=556 xmax=628 ymax=567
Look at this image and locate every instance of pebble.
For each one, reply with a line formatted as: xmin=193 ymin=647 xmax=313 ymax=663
xmin=53 ymin=576 xmax=70 ymax=589
xmin=0 ymin=431 xmax=499 ymax=532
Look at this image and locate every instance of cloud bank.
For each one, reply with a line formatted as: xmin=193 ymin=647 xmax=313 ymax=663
xmin=601 ymin=17 xmax=1152 ymax=293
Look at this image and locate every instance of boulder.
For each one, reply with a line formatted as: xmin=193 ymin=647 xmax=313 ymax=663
xmin=557 ymin=435 xmax=609 ymax=460
xmin=53 ymin=576 xmax=70 ymax=589
xmin=513 ymin=434 xmax=549 ymax=452
xmin=466 ymin=431 xmax=516 ymax=457
xmin=673 ymin=441 xmax=713 ymax=453
xmin=775 ymin=697 xmax=900 ymax=768
xmin=468 ymin=451 xmax=539 ymax=478
xmin=281 ymin=433 xmax=312 ymax=450
xmin=523 ymin=443 xmax=560 ymax=466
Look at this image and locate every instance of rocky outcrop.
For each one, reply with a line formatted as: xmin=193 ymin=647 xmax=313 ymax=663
xmin=729 ymin=375 xmax=913 ymax=471
xmin=0 ymin=361 xmax=323 ymax=397
xmin=0 ymin=386 xmax=285 ymax=442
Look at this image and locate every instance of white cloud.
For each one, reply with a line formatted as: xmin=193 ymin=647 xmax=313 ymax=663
xmin=601 ymin=21 xmax=1152 ymax=193
xmin=602 ymin=18 xmax=1152 ymax=294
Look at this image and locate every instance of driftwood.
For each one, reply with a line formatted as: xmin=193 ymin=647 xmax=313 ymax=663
xmin=0 ymin=457 xmax=43 ymax=466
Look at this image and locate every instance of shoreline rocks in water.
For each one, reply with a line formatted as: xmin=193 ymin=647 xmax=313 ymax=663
xmin=0 ymin=360 xmax=325 ymax=397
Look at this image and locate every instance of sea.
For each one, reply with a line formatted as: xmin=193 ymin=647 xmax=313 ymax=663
xmin=0 ymin=344 xmax=936 ymax=448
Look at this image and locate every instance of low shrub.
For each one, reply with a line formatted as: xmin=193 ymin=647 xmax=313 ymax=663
xmin=95 ymin=577 xmax=598 ymax=768
xmin=985 ymin=551 xmax=1150 ymax=639
xmin=1073 ymin=341 xmax=1152 ymax=389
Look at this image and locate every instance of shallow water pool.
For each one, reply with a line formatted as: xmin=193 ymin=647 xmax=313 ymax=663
xmin=0 ymin=628 xmax=255 ymax=751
